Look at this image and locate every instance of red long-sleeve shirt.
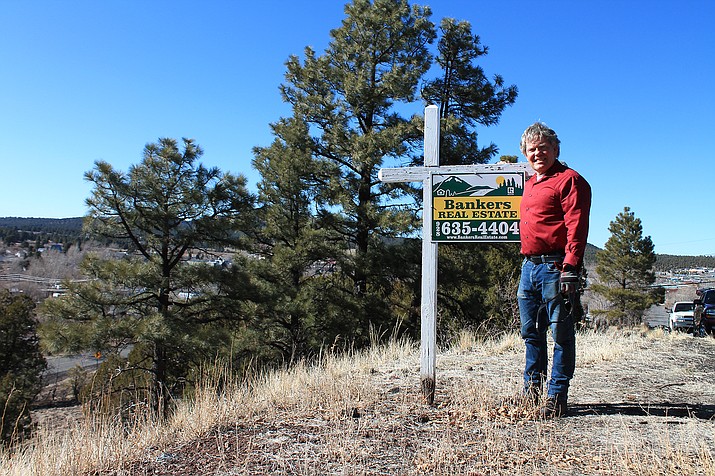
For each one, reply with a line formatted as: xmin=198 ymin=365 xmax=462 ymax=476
xmin=520 ymin=161 xmax=591 ymax=268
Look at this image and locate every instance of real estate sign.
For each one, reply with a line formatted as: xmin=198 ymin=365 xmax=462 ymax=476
xmin=432 ymin=172 xmax=525 ymax=242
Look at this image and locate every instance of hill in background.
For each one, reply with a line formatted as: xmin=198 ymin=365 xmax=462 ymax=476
xmin=1 ymin=218 xmax=713 ymax=271
xmin=0 ymin=217 xmax=85 ymax=249
xmin=0 ymin=217 xmax=83 ymax=233
xmin=583 ymin=242 xmax=715 ymax=271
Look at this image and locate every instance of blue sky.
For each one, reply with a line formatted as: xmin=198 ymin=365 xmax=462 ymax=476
xmin=2 ymin=1 xmax=714 ymax=256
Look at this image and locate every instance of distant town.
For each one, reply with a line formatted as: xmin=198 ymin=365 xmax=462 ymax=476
xmin=3 ymin=216 xmax=715 ymax=311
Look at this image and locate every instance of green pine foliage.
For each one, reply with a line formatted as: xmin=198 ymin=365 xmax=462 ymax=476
xmin=0 ymin=291 xmax=46 ymax=445
xmin=265 ymin=0 xmax=522 ymax=350
xmin=275 ymin=0 xmax=434 ymax=347
xmin=39 ymin=138 xmax=256 ymax=418
xmin=591 ymin=207 xmax=662 ymax=326
xmin=248 ymin=116 xmax=342 ymax=364
xmin=421 ymin=18 xmax=518 ymax=166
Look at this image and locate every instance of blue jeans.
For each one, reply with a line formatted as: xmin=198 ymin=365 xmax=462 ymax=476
xmin=517 ymin=259 xmax=575 ymax=402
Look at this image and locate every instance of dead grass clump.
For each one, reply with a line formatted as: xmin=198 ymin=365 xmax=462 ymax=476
xmin=577 ymin=327 xmax=642 ymax=364
xmin=451 ymin=328 xmax=522 ymax=355
xmin=0 ymin=409 xmax=162 ymax=476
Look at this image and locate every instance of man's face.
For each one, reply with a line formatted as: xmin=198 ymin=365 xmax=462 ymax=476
xmin=524 ymin=138 xmax=558 ymax=175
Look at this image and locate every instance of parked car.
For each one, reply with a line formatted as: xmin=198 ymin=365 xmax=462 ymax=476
xmin=669 ymin=301 xmax=695 ymax=332
xmin=694 ymin=288 xmax=715 ymax=334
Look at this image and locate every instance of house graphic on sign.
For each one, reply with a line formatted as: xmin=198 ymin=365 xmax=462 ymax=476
xmin=433 ymin=173 xmax=524 ymax=197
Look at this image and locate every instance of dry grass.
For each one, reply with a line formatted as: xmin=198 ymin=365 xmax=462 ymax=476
xmin=2 ymin=330 xmax=715 ymax=475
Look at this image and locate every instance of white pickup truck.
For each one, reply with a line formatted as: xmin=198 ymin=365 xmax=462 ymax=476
xmin=669 ymin=301 xmax=695 ymax=332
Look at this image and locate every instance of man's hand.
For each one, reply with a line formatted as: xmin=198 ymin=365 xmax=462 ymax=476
xmin=560 ymin=264 xmax=579 ymax=295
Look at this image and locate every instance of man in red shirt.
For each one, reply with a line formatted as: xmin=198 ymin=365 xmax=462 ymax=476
xmin=518 ymin=122 xmax=591 ymax=418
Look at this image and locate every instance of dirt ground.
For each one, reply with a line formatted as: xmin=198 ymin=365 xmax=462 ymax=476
xmin=30 ymin=330 xmax=715 ymax=476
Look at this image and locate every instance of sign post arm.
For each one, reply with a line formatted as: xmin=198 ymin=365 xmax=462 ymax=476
xmin=421 ymin=105 xmax=439 ymax=404
xmin=379 ymin=163 xmax=532 ymax=183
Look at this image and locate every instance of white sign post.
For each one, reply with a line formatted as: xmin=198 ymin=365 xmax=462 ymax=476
xmin=378 ymin=105 xmax=532 ymax=404
xmin=419 ymin=105 xmax=439 ymax=404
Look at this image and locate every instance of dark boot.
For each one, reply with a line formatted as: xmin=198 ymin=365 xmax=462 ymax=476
xmin=539 ymin=396 xmax=567 ymax=418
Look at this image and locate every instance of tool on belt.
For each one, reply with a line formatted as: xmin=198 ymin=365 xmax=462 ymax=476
xmin=560 ymin=264 xmax=587 ymax=322
xmin=535 ymin=263 xmax=587 ymax=331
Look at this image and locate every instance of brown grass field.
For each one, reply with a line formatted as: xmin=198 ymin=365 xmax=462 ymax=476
xmin=2 ymin=327 xmax=715 ymax=475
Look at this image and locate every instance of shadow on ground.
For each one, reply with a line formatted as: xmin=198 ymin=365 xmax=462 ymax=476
xmin=570 ymin=402 xmax=715 ymax=420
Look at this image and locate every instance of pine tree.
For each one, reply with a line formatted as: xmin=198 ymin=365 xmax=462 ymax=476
xmin=39 ymin=138 xmax=255 ymax=418
xmin=422 ymin=17 xmax=518 ymax=166
xmin=591 ymin=207 xmax=661 ymax=326
xmin=0 ymin=290 xmax=46 ymax=445
xmin=276 ymin=0 xmax=434 ymax=345
xmin=259 ymin=1 xmax=520 ymax=342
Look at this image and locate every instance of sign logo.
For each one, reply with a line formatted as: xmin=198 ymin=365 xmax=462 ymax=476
xmin=432 ymin=172 xmax=525 ymax=242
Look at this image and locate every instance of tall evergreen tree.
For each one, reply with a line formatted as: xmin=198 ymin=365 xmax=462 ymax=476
xmin=277 ymin=0 xmax=434 ymax=344
xmin=421 ymin=17 xmax=518 ymax=165
xmin=591 ymin=207 xmax=661 ymax=326
xmin=40 ymin=138 xmax=255 ymax=417
xmin=255 ymin=1 xmax=521 ymax=343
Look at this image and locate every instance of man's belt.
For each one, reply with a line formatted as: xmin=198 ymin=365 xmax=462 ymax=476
xmin=526 ymin=253 xmax=565 ymax=264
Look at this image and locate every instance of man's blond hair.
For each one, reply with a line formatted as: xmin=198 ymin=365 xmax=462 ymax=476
xmin=520 ymin=122 xmax=561 ymax=157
